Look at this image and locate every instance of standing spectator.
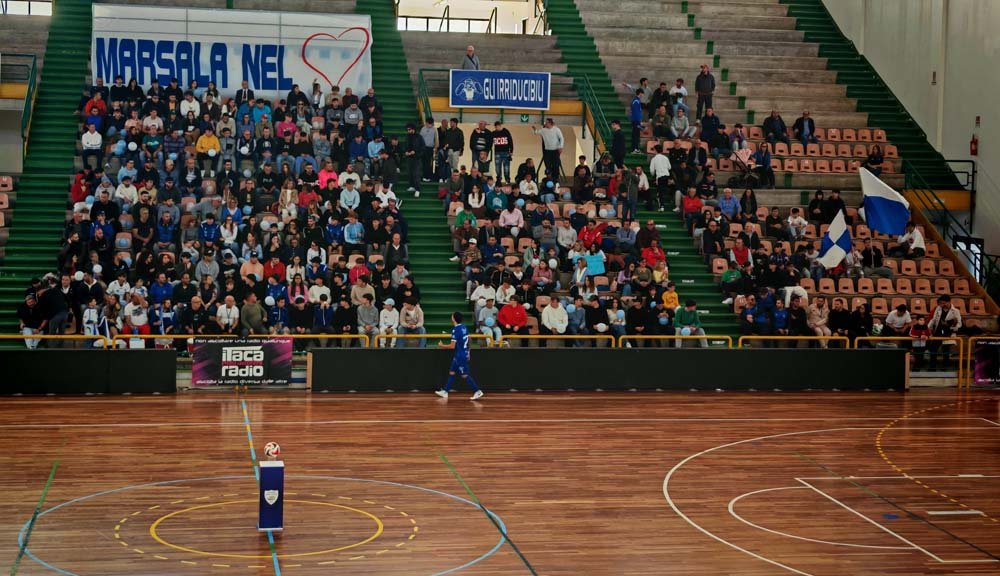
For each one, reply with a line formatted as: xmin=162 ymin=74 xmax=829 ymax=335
xmin=927 ymin=295 xmax=961 ymax=371
xmin=649 ymin=145 xmax=672 ymax=212
xmin=492 ymin=121 xmax=513 ymax=185
xmin=628 ymin=89 xmax=644 ymax=153
xmin=461 ymin=45 xmax=480 ymax=70
xmin=419 ymin=118 xmax=438 ymax=183
xmin=609 ymin=120 xmax=626 ymax=169
xmin=695 ymin=64 xmax=716 ymax=120
xmin=532 ymin=119 xmax=565 ymax=179
xmin=792 ymin=110 xmax=818 ymax=145
xmin=443 ymin=118 xmax=464 ymax=173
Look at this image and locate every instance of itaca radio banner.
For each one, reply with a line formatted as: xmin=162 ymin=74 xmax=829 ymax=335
xmin=191 ymin=337 xmax=293 ymax=387
xmin=450 ymin=69 xmax=551 ymax=110
xmin=92 ymin=5 xmax=372 ymax=99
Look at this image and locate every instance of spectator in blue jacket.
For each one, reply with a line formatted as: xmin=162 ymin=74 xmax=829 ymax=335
xmin=198 ymin=213 xmax=221 ymax=249
xmin=629 ymin=89 xmax=644 ymax=153
xmin=149 ymin=272 xmax=174 ymax=305
xmin=717 ymin=188 xmax=741 ymax=222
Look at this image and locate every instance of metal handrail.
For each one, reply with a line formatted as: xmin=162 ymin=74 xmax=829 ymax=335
xmin=438 ymin=5 xmax=449 ymax=32
xmin=1 ymin=52 xmax=39 ymax=159
xmin=532 ymin=0 xmax=548 ymax=35
xmin=486 ymin=7 xmax=498 ymax=33
xmin=416 ymin=68 xmax=433 ymax=125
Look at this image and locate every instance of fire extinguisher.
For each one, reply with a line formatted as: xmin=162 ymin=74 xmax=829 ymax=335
xmin=971 ymin=115 xmax=980 ymax=156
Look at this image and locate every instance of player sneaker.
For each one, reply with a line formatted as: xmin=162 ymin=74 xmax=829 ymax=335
xmin=470 ymin=390 xmax=484 ymax=401
xmin=435 ymin=390 xmax=449 ymax=398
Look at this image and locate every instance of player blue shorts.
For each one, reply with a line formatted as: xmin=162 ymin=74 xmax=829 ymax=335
xmin=449 ymin=357 xmax=469 ymax=376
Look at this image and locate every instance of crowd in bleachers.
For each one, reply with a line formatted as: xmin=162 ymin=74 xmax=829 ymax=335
xmin=18 ymin=75 xmax=434 ymax=349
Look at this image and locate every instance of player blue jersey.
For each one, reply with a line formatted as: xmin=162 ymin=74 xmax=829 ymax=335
xmin=452 ymin=323 xmax=471 ymax=361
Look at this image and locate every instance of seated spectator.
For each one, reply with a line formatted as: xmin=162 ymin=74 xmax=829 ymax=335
xmin=762 ymin=110 xmax=790 ymax=145
xmin=729 ymin=123 xmax=749 ymax=151
xmin=792 ymin=110 xmax=818 ymax=145
xmin=884 ymin=304 xmax=912 ymax=337
xmin=889 ymin=221 xmax=926 ymax=258
xmin=863 ymin=144 xmax=885 ymax=177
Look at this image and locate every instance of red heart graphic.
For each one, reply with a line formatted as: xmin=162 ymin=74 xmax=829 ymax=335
xmin=301 ymin=27 xmax=372 ymax=89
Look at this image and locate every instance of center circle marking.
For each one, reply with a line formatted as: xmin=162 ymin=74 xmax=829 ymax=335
xmin=148 ymin=499 xmax=383 ymax=559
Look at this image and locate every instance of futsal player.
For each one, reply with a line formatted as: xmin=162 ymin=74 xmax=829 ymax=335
xmin=435 ymin=311 xmax=485 ymax=400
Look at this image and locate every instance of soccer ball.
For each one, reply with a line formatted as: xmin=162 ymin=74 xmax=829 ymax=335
xmin=263 ymin=442 xmax=281 ymax=460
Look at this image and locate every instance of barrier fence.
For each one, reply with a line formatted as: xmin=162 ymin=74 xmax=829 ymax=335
xmin=737 ymin=335 xmax=851 ymax=348
xmin=496 ymin=334 xmax=617 ymax=348
xmin=966 ymin=336 xmax=1000 ymax=390
xmin=618 ymin=335 xmax=733 ymax=348
xmin=109 ymin=333 xmax=372 ymax=349
xmin=0 ymin=334 xmax=110 ymax=348
xmin=372 ymin=332 xmax=493 ymax=348
xmin=855 ymin=336 xmax=964 ymax=387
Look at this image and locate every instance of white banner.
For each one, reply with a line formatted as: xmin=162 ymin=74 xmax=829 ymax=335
xmin=92 ymin=4 xmax=372 ymax=100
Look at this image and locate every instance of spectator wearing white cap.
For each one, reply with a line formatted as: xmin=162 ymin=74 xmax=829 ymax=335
xmin=378 ymin=298 xmax=400 ymax=347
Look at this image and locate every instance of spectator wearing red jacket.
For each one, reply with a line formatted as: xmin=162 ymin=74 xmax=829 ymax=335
xmin=263 ymin=257 xmax=286 ymax=282
xmin=579 ymin=220 xmax=608 ymax=249
xmin=680 ymin=186 xmax=705 ymax=232
xmin=641 ymin=239 xmax=667 ymax=268
xmin=497 ymin=297 xmax=528 ymax=337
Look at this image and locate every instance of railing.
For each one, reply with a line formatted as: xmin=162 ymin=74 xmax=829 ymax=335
xmin=532 ymin=0 xmax=548 ymax=35
xmin=416 ymin=67 xmax=433 ymax=125
xmin=855 ymin=336 xmax=964 ymax=385
xmin=112 ymin=333 xmax=372 ymax=349
xmin=0 ymin=53 xmax=38 ymax=159
xmin=0 ymin=334 xmax=110 ymax=348
xmin=738 ymin=335 xmax=851 ymax=348
xmin=619 ymin=334 xmax=733 ymax=348
xmin=372 ymin=332 xmax=493 ymax=347
xmin=904 ymin=159 xmax=1000 ymax=306
xmin=396 ymin=5 xmax=496 ymax=34
xmin=497 ymin=333 xmax=617 ymax=347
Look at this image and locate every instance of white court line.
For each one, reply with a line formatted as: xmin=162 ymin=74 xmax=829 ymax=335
xmin=927 ymin=510 xmax=984 ymax=516
xmin=727 ymin=486 xmax=912 ymax=550
xmin=0 ymin=418 xmax=994 ymax=429
xmin=982 ymin=418 xmax=1000 ymax=426
xmin=796 ymin=479 xmax=998 ymax=564
xmin=799 ymin=474 xmax=1000 ymax=480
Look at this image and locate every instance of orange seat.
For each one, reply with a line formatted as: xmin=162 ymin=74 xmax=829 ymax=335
xmin=842 ymin=128 xmax=857 ymax=141
xmin=831 ymin=159 xmax=846 ymax=173
xmin=815 ymin=159 xmax=830 ymax=173
xmin=953 ymin=278 xmax=971 ymax=295
xmin=876 ymin=278 xmax=895 ymax=295
xmin=0 ymin=212 xmax=5 ymax=227
xmin=0 ymin=176 xmax=11 ymax=192
xmin=853 ymin=144 xmax=869 ymax=157
xmin=884 ymin=144 xmax=899 ymax=158
xmin=368 ymin=253 xmax=384 ymax=265
xmin=771 ymin=158 xmax=782 ymax=171
xmin=773 ymin=142 xmax=789 ymax=156
xmin=849 ymin=296 xmax=865 ymax=311
xmin=848 ymin=160 xmax=862 ymax=171
xmin=857 ymin=278 xmax=875 ymax=294
xmin=0 ymin=192 xmax=8 ymax=210
xmin=938 ymin=260 xmax=957 ymax=276
xmin=933 ymin=279 xmax=951 ymax=295
xmin=925 ymin=243 xmax=940 ymax=258
xmin=890 ymin=297 xmax=908 ymax=310
xmin=900 ymin=260 xmax=918 ymax=276
xmin=790 ymin=143 xmax=805 ymax=156
xmin=707 ymin=158 xmax=718 ymax=170
xmin=871 ymin=297 xmax=889 ymax=315
xmin=919 ymin=260 xmax=936 ymax=276
xmin=951 ymin=298 xmax=967 ymax=316
xmin=783 ymin=159 xmax=799 ymax=172
xmin=799 ymin=159 xmax=814 ymax=172
xmin=500 ymin=237 xmax=515 ymax=252
xmin=874 ymin=129 xmax=887 ymax=142
xmin=821 ymin=143 xmax=836 ymax=157
xmin=814 ymin=128 xmax=827 ymax=140
xmin=756 ymin=207 xmax=769 ymax=220
xmin=838 ymin=278 xmax=855 ymax=294
xmin=712 ymin=258 xmax=727 ymax=274
xmin=749 ymin=126 xmax=764 ymax=139
xmin=914 ymin=278 xmax=933 ymax=295
xmin=535 ymin=295 xmax=551 ymax=310
xmin=896 ymin=278 xmax=914 ymax=294
xmin=970 ymin=298 xmax=987 ymax=316
xmin=854 ymin=224 xmax=870 ymax=239
xmin=804 ymin=223 xmax=817 ymax=238
xmin=799 ymin=278 xmax=816 ymax=292
xmin=806 ymin=143 xmax=821 ymax=157
xmin=836 ymin=143 xmax=852 ymax=158
xmin=818 ymin=278 xmax=836 ymax=295
xmin=826 ymin=128 xmax=841 ymax=141
xmin=719 ymin=158 xmax=734 ymax=171
xmin=857 ymin=129 xmax=872 ymax=142
xmin=910 ymin=298 xmax=928 ymax=315
xmin=646 ymin=140 xmax=660 ymax=154
xmin=885 ymin=260 xmax=898 ymax=275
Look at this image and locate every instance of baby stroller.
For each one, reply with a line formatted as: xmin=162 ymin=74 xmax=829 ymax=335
xmin=726 ymin=148 xmax=760 ymax=189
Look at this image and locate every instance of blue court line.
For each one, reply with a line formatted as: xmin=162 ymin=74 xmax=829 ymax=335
xmin=240 ymin=399 xmax=280 ymax=576
xmin=18 ymin=474 xmax=505 ymax=576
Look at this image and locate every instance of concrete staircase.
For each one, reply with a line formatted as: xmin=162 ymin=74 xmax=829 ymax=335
xmin=781 ymin=0 xmax=961 ymax=188
xmin=0 ymin=15 xmax=50 ymax=70
xmin=400 ymin=32 xmax=578 ymax=101
xmin=0 ymin=0 xmax=93 ymax=334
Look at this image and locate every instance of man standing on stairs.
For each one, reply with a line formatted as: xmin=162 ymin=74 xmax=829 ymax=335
xmin=420 ymin=118 xmax=438 ymax=183
xmin=492 ymin=121 xmax=514 ymax=185
xmin=532 ymin=119 xmax=565 ymax=180
xmin=462 ymin=45 xmax=481 ymax=70
xmin=403 ymin=123 xmax=425 ymax=196
xmin=695 ymin=64 xmax=716 ymax=121
xmin=649 ymin=145 xmax=672 ymax=212
xmin=629 ymin=89 xmax=644 ymax=154
xmin=443 ymin=118 xmax=465 ymax=175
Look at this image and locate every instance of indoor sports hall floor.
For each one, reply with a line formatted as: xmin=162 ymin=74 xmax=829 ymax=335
xmin=1 ymin=390 xmax=998 ymax=575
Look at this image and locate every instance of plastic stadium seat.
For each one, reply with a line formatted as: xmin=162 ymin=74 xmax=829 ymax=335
xmin=837 ymin=278 xmax=855 ymax=294
xmin=831 ymin=160 xmax=846 ymax=173
xmin=896 ymin=278 xmax=914 ymax=294
xmin=728 ymin=222 xmax=743 ymax=237
xmin=804 ymin=223 xmax=817 ymax=238
xmin=799 ymin=159 xmax=814 ymax=172
xmin=799 ymin=278 xmax=816 ymax=292
xmin=821 ymin=143 xmax=836 ymax=157
xmin=900 ymin=260 xmax=918 ymax=276
xmin=876 ymin=278 xmax=895 ymax=295
xmin=676 ymin=140 xmax=693 ymax=151
xmin=842 ymin=129 xmax=857 ymax=142
xmin=719 ymin=159 xmax=734 ymax=171
xmin=712 ymin=258 xmax=727 ymax=274
xmin=368 ymin=254 xmax=384 ymax=265
xmin=783 ymin=159 xmax=799 ymax=172
xmin=790 ymin=143 xmax=805 ymax=156
xmin=826 ymin=128 xmax=841 ymax=141
xmin=0 ymin=176 xmax=11 ymax=192
xmin=919 ymin=260 xmax=937 ymax=276
xmin=910 ymin=298 xmax=928 ymax=315
xmin=646 ymin=140 xmax=660 ymax=154
xmin=0 ymin=192 xmax=8 ymax=209
xmin=890 ymin=297 xmax=908 ymax=310
xmin=953 ymin=278 xmax=971 ymax=295
xmin=854 ymin=224 xmax=870 ymax=239
xmin=925 ymin=243 xmax=940 ymax=258
xmin=806 ymin=143 xmax=821 ymax=157
xmin=814 ymin=128 xmax=826 ymax=140
xmin=851 ymin=296 xmax=867 ymax=310
xmin=746 ymin=141 xmax=758 ymax=152
xmin=818 ymin=278 xmax=836 ymax=295
xmin=933 ymin=279 xmax=951 ymax=294
xmin=834 ymin=143 xmax=851 ymax=158
xmin=885 ymin=259 xmax=898 ymax=275
xmin=114 ymin=232 xmax=132 ymax=251
xmin=504 ymin=255 xmax=521 ymax=266
xmin=525 ymin=316 xmax=540 ymax=335
xmin=852 ymin=144 xmax=867 ymax=158
xmin=848 ymin=160 xmax=862 ymax=171
xmin=914 ymin=278 xmax=933 ymax=295
xmin=771 ymin=159 xmax=782 ymax=171
xmin=448 ymin=201 xmax=464 ymax=216
xmin=951 ymin=298 xmax=967 ymax=316
xmin=535 ymin=295 xmax=551 ymax=310
xmin=707 ymin=158 xmax=718 ymax=170
xmin=0 ymin=212 xmax=4 ymax=227
xmin=857 ymin=278 xmax=875 ymax=294
xmin=857 ymin=129 xmax=872 ymax=142
xmin=759 ymin=239 xmax=773 ymax=255
xmin=874 ymin=129 xmax=887 ymax=142
xmin=871 ymin=298 xmax=889 ymax=315
xmin=938 ymin=260 xmax=957 ymax=276
xmin=749 ymin=126 xmax=764 ymax=139
xmin=757 ymin=207 xmax=769 ymax=220
xmin=594 ymin=276 xmax=611 ymax=290
xmin=500 ymin=237 xmax=515 ymax=252
xmin=773 ymin=142 xmax=789 ymax=156
xmin=884 ymin=144 xmax=899 ymax=158
xmin=662 ymin=140 xmax=677 ymax=150
xmin=971 ymin=298 xmax=987 ymax=316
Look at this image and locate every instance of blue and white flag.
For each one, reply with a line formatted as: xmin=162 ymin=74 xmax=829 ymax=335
xmin=859 ymin=167 xmax=910 ymax=235
xmin=818 ymin=210 xmax=852 ymax=269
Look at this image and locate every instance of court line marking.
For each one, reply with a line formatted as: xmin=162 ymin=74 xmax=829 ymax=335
xmin=799 ymin=474 xmax=1000 ymax=480
xmin=0 ymin=417 xmax=992 ymax=429
xmin=727 ymin=486 xmax=913 ymax=550
xmin=662 ymin=426 xmax=993 ymax=576
xmin=797 ymin=479 xmax=997 ymax=564
xmin=18 ymin=475 xmax=507 ymax=576
xmin=239 ymin=399 xmax=281 ymax=576
xmin=927 ymin=510 xmax=984 ymax=516
xmin=10 ymin=454 xmax=61 ymax=576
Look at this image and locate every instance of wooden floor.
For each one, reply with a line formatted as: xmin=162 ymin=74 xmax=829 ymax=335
xmin=1 ymin=390 xmax=999 ymax=575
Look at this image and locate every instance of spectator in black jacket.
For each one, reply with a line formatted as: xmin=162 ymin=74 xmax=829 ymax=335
xmin=609 ymin=120 xmax=626 ymax=169
xmin=792 ymin=110 xmax=818 ymax=145
xmin=762 ymin=110 xmax=790 ymax=145
xmin=402 ymin=124 xmax=425 ymax=194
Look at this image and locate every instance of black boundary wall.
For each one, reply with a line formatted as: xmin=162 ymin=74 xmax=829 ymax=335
xmin=0 ymin=350 xmax=177 ymax=394
xmin=311 ymin=349 xmax=907 ymax=392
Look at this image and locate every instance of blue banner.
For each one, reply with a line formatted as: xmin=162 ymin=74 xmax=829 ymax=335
xmin=259 ymin=461 xmax=284 ymax=531
xmin=450 ymin=69 xmax=551 ymax=110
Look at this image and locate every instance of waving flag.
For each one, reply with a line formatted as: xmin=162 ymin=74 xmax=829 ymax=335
xmin=818 ymin=210 xmax=852 ymax=269
xmin=859 ymin=167 xmax=910 ymax=235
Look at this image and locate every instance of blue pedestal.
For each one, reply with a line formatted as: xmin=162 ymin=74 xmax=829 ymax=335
xmin=258 ymin=460 xmax=284 ymax=531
